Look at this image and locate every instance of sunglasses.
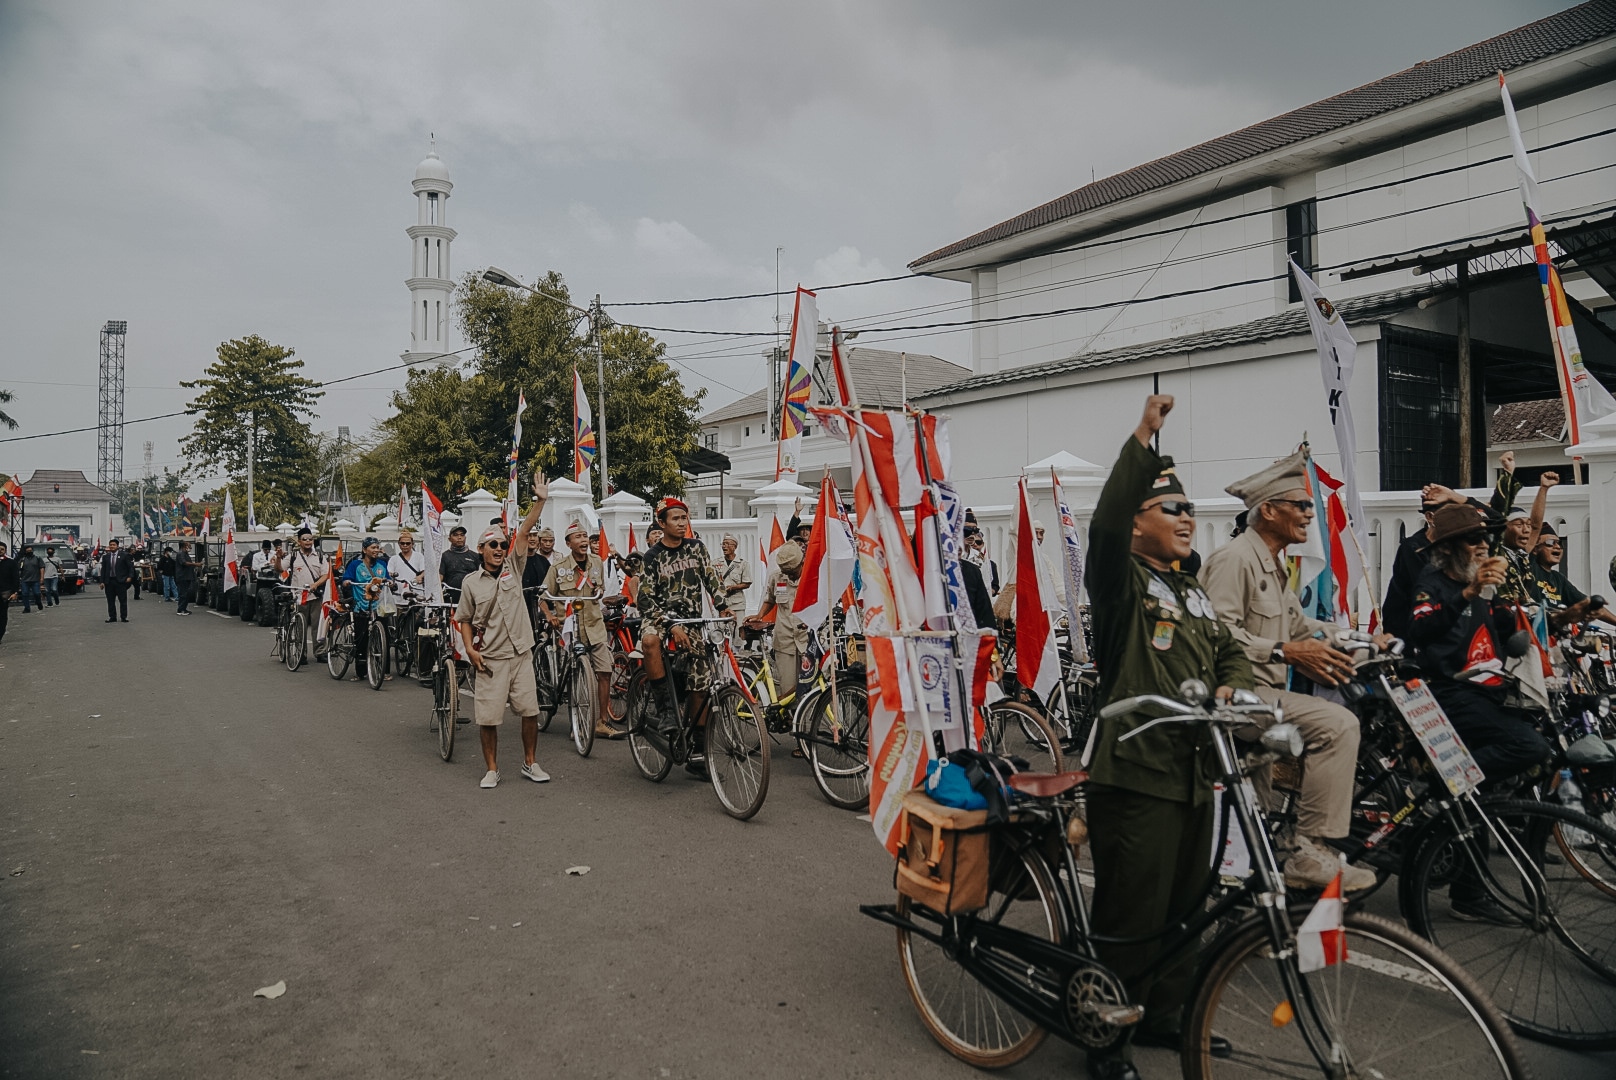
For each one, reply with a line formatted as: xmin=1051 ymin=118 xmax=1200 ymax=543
xmin=483 ymin=540 xmax=509 ymax=551
xmin=1146 ymin=500 xmax=1197 ymax=518
xmin=1269 ymin=499 xmax=1315 ymax=513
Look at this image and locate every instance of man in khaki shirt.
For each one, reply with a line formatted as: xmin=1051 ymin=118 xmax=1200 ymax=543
xmin=542 ymin=521 xmax=619 ymax=740
xmin=1200 ymin=449 xmax=1375 ymax=892
xmin=456 ymin=472 xmax=549 ymax=789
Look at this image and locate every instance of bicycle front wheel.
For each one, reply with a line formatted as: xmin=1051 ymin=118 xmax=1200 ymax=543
xmin=896 ymin=842 xmax=1059 ymax=1069
xmin=568 ymin=660 xmax=595 ymax=758
xmin=707 ymin=684 xmax=769 ymax=820
xmin=393 ymin=609 xmax=418 ymax=678
xmin=1184 ymin=911 xmax=1526 ymax=1079
xmin=433 ymin=659 xmax=457 ymax=762
xmin=367 ymin=621 xmax=387 ymax=690
xmin=607 ymin=645 xmax=633 ymax=722
xmin=803 ymin=682 xmax=871 ymax=811
xmin=327 ymin=623 xmax=352 ymax=680
xmin=1403 ymin=797 xmax=1616 ymax=1048
xmin=285 ymin=612 xmax=305 ymax=671
xmin=983 ymin=700 xmax=1065 ymax=773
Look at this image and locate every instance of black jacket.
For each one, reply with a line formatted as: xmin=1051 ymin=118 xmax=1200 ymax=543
xmin=1405 ymin=563 xmax=1516 ymax=686
xmin=101 ymin=551 xmax=133 ymax=587
xmin=0 ymin=555 xmax=18 ymax=594
xmin=961 ymin=559 xmax=996 ymax=632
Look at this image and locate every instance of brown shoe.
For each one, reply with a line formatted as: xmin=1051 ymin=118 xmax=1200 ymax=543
xmin=594 ymin=723 xmax=626 ymax=740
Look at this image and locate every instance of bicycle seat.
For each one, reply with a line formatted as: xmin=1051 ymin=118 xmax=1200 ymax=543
xmin=1007 ymin=771 xmax=1088 ymax=798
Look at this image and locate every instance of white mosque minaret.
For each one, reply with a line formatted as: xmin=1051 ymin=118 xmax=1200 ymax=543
xmin=403 ymin=142 xmax=457 ymax=366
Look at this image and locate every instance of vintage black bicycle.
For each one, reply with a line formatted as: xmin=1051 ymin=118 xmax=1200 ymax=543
xmin=862 ymin=682 xmax=1527 ymax=1078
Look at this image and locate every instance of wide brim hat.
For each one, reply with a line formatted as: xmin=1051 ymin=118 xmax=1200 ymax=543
xmin=1428 ymin=504 xmax=1491 ymax=545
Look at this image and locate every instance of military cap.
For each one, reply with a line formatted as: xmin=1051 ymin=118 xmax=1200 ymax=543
xmin=1225 ymin=448 xmax=1309 ymax=510
xmin=1142 ymin=456 xmax=1185 ymax=502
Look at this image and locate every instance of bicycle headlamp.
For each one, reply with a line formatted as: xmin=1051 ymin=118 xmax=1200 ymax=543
xmin=1600 ymin=695 xmax=1611 ymax=719
xmin=1260 ymin=722 xmax=1304 ymax=759
xmin=1178 ymin=678 xmax=1208 ymax=706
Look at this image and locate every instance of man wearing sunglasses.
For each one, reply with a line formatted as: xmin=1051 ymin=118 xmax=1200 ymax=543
xmin=1201 ymin=450 xmax=1377 ymax=893
xmin=455 ymin=472 xmax=550 ymax=789
xmin=1530 ymin=524 xmax=1616 ymax=627
xmin=1081 ymin=394 xmax=1253 ymax=1079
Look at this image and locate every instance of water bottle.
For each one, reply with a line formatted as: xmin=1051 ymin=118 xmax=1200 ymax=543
xmin=1557 ymin=768 xmax=1583 ymax=806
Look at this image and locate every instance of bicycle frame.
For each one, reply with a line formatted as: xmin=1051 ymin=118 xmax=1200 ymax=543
xmin=862 ymin=700 xmax=1356 ymax=1073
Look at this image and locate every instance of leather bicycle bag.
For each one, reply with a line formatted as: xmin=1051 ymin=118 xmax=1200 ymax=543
xmin=894 ymin=789 xmax=992 ymax=916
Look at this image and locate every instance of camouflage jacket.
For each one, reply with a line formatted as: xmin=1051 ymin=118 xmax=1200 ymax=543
xmin=639 ymin=538 xmax=731 ymax=631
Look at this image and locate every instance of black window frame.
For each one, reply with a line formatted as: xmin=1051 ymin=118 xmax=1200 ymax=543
xmin=1286 ymin=198 xmax=1318 ymax=303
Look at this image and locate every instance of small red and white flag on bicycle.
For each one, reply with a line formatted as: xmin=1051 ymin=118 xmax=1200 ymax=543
xmin=318 ymin=540 xmax=343 ymax=641
xmin=422 ymin=483 xmax=445 ymax=603
xmin=792 ymin=475 xmax=856 ymax=630
xmin=1296 ymin=872 xmax=1348 ymax=972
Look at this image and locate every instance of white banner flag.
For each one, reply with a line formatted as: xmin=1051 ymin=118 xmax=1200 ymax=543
xmin=221 ymin=491 xmax=239 ymax=591
xmin=1290 ymin=260 xmax=1366 ymax=549
xmin=422 ymin=484 xmax=445 ymax=604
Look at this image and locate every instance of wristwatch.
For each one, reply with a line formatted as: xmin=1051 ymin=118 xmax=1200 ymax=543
xmin=1270 ymin=643 xmax=1288 ymax=665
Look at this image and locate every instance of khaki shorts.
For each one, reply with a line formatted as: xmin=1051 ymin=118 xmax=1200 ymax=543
xmin=473 ymin=651 xmax=540 ymax=726
xmin=581 ymin=638 xmax=614 ymax=675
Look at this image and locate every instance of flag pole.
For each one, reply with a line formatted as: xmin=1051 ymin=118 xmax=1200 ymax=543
xmin=910 ymin=403 xmax=974 ymax=755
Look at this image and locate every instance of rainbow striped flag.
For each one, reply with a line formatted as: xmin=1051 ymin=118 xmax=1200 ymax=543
xmin=1500 ymin=72 xmax=1615 ymax=445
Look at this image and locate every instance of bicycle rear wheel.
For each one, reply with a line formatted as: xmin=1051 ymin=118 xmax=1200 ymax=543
xmin=896 ymin=843 xmax=1059 ymax=1068
xmin=804 ymin=682 xmax=871 ymax=811
xmin=285 ymin=612 xmax=305 ymax=671
xmin=367 ymin=621 xmax=388 ymax=690
xmin=433 ymin=659 xmax=457 ymax=762
xmin=393 ymin=608 xmax=418 ymax=678
xmin=625 ymin=672 xmax=672 ymax=782
xmin=983 ymin=700 xmax=1065 ymax=773
xmin=1184 ymin=911 xmax=1526 ymax=1079
xmin=1403 ymin=797 xmax=1616 ymax=1048
xmin=1557 ymin=790 xmax=1616 ymax=899
xmin=533 ymin=643 xmax=558 ymax=730
xmin=607 ymin=645 xmax=633 ymax=722
xmin=327 ymin=623 xmax=352 ymax=680
xmin=707 ymin=684 xmax=769 ymax=820
xmin=568 ymin=661 xmax=595 ymax=758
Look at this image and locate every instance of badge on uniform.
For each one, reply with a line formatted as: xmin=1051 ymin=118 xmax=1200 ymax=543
xmin=1152 ymin=620 xmax=1175 ymax=651
xmin=1185 ymin=589 xmax=1212 ymax=620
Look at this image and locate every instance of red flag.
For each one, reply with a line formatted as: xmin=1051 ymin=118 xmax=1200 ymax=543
xmin=792 ymin=476 xmax=856 ymax=630
xmin=768 ymin=517 xmax=786 ymax=555
xmin=627 ymin=522 xmax=638 ymax=553
xmin=1014 ymin=478 xmax=1060 ymax=702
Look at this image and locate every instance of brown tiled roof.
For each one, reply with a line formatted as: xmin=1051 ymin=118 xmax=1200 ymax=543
xmin=20 ymin=469 xmax=114 ymax=502
xmin=1488 ymin=398 xmax=1566 ymax=444
xmin=698 ymin=348 xmax=970 ymax=424
xmin=912 ymin=282 xmax=1440 ymax=401
xmin=911 ymin=1 xmax=1616 ymax=270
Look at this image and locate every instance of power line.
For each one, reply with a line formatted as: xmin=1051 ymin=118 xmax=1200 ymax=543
xmin=601 ymin=123 xmax=1616 ymax=309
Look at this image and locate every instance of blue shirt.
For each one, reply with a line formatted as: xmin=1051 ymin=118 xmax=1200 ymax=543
xmin=343 ymin=557 xmax=390 ymax=613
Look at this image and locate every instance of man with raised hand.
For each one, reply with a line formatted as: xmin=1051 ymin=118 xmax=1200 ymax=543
xmin=456 ymin=472 xmax=550 ymax=789
xmin=1082 ymin=395 xmax=1252 ymax=1079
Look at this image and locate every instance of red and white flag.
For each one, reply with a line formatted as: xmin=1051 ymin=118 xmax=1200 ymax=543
xmin=318 ymin=540 xmax=343 ymax=641
xmin=200 ymin=509 xmax=211 ymax=540
xmin=221 ymin=491 xmax=239 ymax=591
xmin=421 ymin=483 xmax=445 ymax=603
xmin=626 ymin=522 xmax=638 ymax=553
xmin=1296 ymin=872 xmax=1348 ymax=972
xmin=792 ymin=475 xmax=857 ymax=630
xmin=767 ymin=516 xmax=786 ymax=556
xmin=1014 ymin=478 xmax=1060 ymax=703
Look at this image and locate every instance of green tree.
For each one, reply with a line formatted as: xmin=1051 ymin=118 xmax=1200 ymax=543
xmin=181 ymin=335 xmax=323 ymax=524
xmin=350 ymin=366 xmax=488 ymax=502
xmin=110 ymin=467 xmax=191 ymax=535
xmin=0 ymin=387 xmax=17 ymax=430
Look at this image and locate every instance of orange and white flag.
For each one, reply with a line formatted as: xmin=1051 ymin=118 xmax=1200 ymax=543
xmin=1296 ymin=872 xmax=1347 ymax=972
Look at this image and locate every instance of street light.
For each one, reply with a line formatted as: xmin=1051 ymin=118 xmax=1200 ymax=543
xmin=479 ymin=267 xmax=610 ymax=497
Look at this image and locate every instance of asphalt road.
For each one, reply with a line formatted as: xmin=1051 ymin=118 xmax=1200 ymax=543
xmin=3 ymin=593 xmax=1614 ymax=1079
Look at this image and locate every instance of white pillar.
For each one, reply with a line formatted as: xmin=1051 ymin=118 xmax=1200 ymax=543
xmin=457 ymin=488 xmax=502 ymax=534
xmin=749 ymin=477 xmax=814 ymax=550
xmin=599 ymin=490 xmax=650 ymax=554
xmin=540 ymin=477 xmax=596 ymax=535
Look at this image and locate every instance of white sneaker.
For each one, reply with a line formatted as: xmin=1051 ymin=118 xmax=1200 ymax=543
xmin=479 ymin=770 xmax=500 ymax=789
xmin=521 ymin=762 xmax=550 ymax=783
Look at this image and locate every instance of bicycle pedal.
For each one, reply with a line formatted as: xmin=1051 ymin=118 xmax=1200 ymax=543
xmin=1081 ymin=1003 xmax=1145 ymax=1027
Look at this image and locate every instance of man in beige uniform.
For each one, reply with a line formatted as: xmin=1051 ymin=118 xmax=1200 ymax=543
xmin=747 ymin=542 xmax=807 ymax=701
xmin=457 ymin=472 xmax=549 ymax=789
xmin=542 ymin=521 xmax=620 ymax=741
xmin=718 ymin=533 xmax=751 ymax=628
xmin=1200 ymin=450 xmax=1376 ymax=891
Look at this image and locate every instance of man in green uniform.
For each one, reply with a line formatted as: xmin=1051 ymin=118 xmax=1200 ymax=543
xmin=1530 ymin=523 xmax=1616 ymax=625
xmin=1083 ymin=395 xmax=1253 ymax=1080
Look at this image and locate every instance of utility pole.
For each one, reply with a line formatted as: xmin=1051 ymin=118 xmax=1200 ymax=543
xmin=246 ymin=409 xmax=256 ymax=529
xmin=140 ymin=440 xmax=153 ymax=542
xmin=591 ymin=295 xmax=610 ymax=497
xmin=772 ymin=247 xmax=784 ymax=439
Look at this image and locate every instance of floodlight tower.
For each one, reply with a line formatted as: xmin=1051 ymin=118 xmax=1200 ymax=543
xmin=98 ymin=321 xmax=127 ymax=490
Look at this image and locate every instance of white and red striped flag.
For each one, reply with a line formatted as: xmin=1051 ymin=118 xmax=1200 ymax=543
xmin=200 ymin=509 xmax=211 ymax=540
xmin=221 ymin=491 xmax=239 ymax=591
xmin=1014 ymin=478 xmax=1060 ymax=703
xmin=1296 ymin=872 xmax=1348 ymax=972
xmin=421 ymin=483 xmax=445 ymax=604
xmin=318 ymin=540 xmax=343 ymax=642
xmin=792 ymin=475 xmax=857 ymax=630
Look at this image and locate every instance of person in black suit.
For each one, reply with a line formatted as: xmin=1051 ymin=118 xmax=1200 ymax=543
xmin=100 ymin=538 xmax=134 ymax=623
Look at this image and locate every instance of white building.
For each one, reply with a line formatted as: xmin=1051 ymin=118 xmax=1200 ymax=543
xmin=690 ymin=345 xmax=969 ymax=517
xmin=403 ymin=146 xmax=457 ymax=366
xmin=910 ymin=3 xmax=1616 ymax=514
xmin=18 ymin=469 xmax=114 ymax=544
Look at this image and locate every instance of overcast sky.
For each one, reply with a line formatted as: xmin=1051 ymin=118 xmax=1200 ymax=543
xmin=0 ymin=0 xmax=1568 ymax=492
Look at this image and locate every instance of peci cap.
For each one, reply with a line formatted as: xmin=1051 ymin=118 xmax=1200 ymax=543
xmin=478 ymin=526 xmax=506 ymax=548
xmin=1140 ymin=456 xmax=1186 ymax=504
xmin=564 ymin=521 xmax=588 ymax=540
xmin=774 ymin=542 xmax=803 ymax=571
xmin=1225 ymin=448 xmax=1309 ymax=510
